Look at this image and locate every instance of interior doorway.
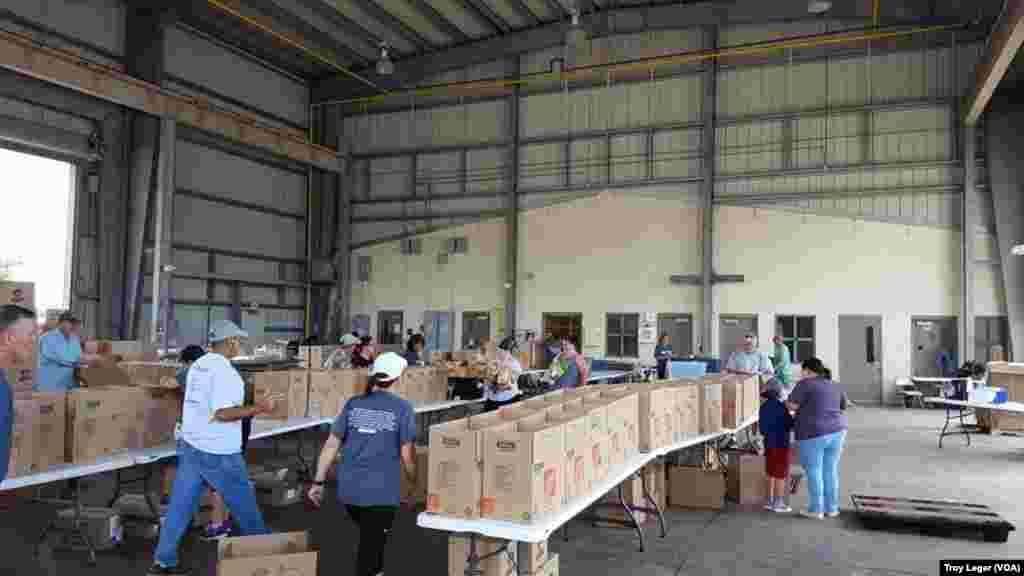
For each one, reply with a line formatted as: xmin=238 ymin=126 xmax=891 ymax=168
xmin=657 ymin=314 xmax=693 ymax=357
xmin=542 ymin=313 xmax=583 ymax=351
xmin=911 ymin=317 xmax=958 ymax=378
xmin=0 ymin=148 xmax=75 ymax=317
xmin=839 ymin=315 xmax=883 ymax=404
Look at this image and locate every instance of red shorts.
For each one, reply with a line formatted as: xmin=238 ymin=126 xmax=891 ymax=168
xmin=765 ymin=447 xmax=791 ymax=479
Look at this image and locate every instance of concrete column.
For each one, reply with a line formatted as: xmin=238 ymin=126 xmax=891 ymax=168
xmin=701 ymin=26 xmax=719 ymax=355
xmin=961 ymin=123 xmax=976 ymax=363
xmin=505 ymin=55 xmax=520 ymax=339
xmin=985 ymin=93 xmax=1024 ymax=360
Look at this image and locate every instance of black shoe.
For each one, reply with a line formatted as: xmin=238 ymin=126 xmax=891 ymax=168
xmin=147 ymin=563 xmax=191 ymax=575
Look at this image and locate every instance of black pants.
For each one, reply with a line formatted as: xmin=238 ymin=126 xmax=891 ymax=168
xmin=346 ymin=505 xmax=397 ymax=576
xmin=484 ymin=395 xmax=521 ymax=412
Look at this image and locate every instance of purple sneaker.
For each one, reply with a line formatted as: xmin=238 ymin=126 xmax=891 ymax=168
xmin=203 ymin=521 xmax=231 ymax=540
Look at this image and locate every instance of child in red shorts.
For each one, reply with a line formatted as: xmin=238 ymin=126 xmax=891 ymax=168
xmin=759 ymin=386 xmax=795 ymax=512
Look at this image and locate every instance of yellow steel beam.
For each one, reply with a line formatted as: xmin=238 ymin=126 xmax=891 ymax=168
xmin=964 ymin=0 xmax=1024 ymax=125
xmin=0 ymin=28 xmax=343 ymax=172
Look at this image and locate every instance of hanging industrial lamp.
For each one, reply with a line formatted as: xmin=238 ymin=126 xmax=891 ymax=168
xmin=376 ymin=42 xmax=394 ymax=76
xmin=565 ymin=6 xmax=587 ymax=47
xmin=807 ymin=1 xmax=832 ymax=14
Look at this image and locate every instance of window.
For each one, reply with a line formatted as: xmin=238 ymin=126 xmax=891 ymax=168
xmin=606 ymin=313 xmax=639 ymax=358
xmin=776 ymin=315 xmax=815 ymax=362
xmin=377 ymin=311 xmax=404 ymax=347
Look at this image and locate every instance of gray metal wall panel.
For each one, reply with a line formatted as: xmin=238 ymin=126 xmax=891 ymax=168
xmin=353 ymin=195 xmax=506 ymax=219
xmin=240 ymin=285 xmax=279 ymax=306
xmin=174 ymin=195 xmax=305 ymax=260
xmin=5 ymin=0 xmax=125 ymax=55
xmin=175 ymin=140 xmax=306 ymax=214
xmin=164 ymin=79 xmax=302 ymax=134
xmin=164 ymin=26 xmax=309 ymax=128
xmin=217 ymin=255 xmax=282 ymax=282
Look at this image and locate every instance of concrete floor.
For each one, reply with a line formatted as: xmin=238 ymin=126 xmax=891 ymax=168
xmin=0 ymin=405 xmax=1020 ymax=576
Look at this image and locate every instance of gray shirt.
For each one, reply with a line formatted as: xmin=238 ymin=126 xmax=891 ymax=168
xmin=725 ymin=350 xmax=774 ymax=375
xmin=788 ymin=377 xmax=849 ymax=441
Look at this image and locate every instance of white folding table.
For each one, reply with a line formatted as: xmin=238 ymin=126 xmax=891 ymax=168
xmin=924 ymin=397 xmax=1024 ymax=448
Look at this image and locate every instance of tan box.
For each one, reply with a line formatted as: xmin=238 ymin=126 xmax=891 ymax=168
xmin=448 ymin=536 xmax=513 ymax=576
xmin=519 ymin=540 xmax=549 ymax=575
xmin=77 ymin=358 xmax=132 ymax=388
xmin=118 ymin=362 xmax=180 ymax=389
xmin=521 ymin=397 xmax=550 ymax=410
xmin=216 ymin=532 xmax=317 ymax=576
xmin=527 ymin=553 xmax=559 ymax=576
xmin=481 ymin=414 xmax=564 ymax=524
xmin=676 ymin=383 xmax=700 ymax=439
xmin=66 ymin=387 xmax=147 ymax=464
xmin=668 ymin=466 xmax=725 ymax=510
xmin=427 ymin=412 xmax=505 ymax=519
xmin=140 ymin=387 xmax=181 ymax=448
xmin=582 ymin=405 xmax=609 ymax=485
xmin=591 ymin=393 xmax=638 ymax=470
xmin=8 ymin=392 xmax=66 ymax=477
xmin=253 ymin=371 xmax=308 ymax=421
xmin=298 ymin=346 xmax=327 ymax=369
xmin=499 ymin=404 xmax=539 ymax=421
xmin=547 ymin=407 xmax=590 ymax=501
xmin=985 ymin=363 xmax=1024 ymax=431
xmin=400 ymin=366 xmax=448 ymax=404
xmin=400 ymin=446 xmax=430 ymax=504
xmin=726 ymin=452 xmax=766 ymax=505
xmin=746 ymin=375 xmax=760 ymax=421
xmin=698 ymin=379 xmax=723 ymax=434
xmin=720 ymin=376 xmax=743 ymax=429
xmin=0 ymin=281 xmax=34 ymax=307
xmin=636 ymin=385 xmax=674 ymax=452
xmin=307 ymin=370 xmax=364 ymax=419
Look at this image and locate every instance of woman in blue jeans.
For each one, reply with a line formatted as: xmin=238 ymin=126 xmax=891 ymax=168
xmin=786 ymin=357 xmax=849 ymax=520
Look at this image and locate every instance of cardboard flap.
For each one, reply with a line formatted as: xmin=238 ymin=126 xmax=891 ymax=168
xmin=218 ymin=532 xmax=310 ymax=561
xmin=217 ymin=551 xmax=318 ymax=576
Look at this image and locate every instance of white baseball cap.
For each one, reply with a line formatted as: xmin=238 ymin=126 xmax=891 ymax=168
xmin=209 ymin=320 xmax=248 ymax=343
xmin=370 ymin=352 xmax=407 ymax=381
xmin=339 ymin=333 xmax=359 ymax=347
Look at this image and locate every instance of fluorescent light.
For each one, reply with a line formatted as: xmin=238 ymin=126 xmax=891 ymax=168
xmin=1011 ymin=244 xmax=1024 ymax=256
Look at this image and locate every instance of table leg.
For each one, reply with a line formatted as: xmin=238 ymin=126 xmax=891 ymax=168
xmin=959 ymin=407 xmax=971 ymax=447
xmin=618 ymin=481 xmax=647 ymax=552
xmin=463 ymin=534 xmax=483 ymax=576
xmin=640 ymin=464 xmax=667 ymax=539
xmin=35 ymin=478 xmax=98 ymax=566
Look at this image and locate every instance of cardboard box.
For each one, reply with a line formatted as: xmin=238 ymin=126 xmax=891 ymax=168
xmin=427 ymin=412 xmax=505 ymax=519
xmin=518 ymin=540 xmax=548 ymax=575
xmin=676 ymin=383 xmax=700 ymax=440
xmin=118 ymin=362 xmax=180 ymax=388
xmin=8 ymin=392 xmax=66 ymax=477
xmin=66 ymin=387 xmax=146 ymax=464
xmin=697 ymin=379 xmax=723 ymax=434
xmin=0 ymin=281 xmax=34 ymax=307
xmin=307 ymin=369 xmax=364 ymax=419
xmin=985 ymin=363 xmax=1024 ymax=431
xmin=583 ymin=404 xmax=609 ymax=484
xmin=448 ymin=536 xmax=513 ymax=576
xmin=481 ymin=413 xmax=564 ymax=524
xmin=499 ymin=404 xmax=538 ymax=421
xmin=726 ymin=452 xmax=766 ymax=505
xmin=668 ymin=466 xmax=725 ymax=510
xmin=746 ymin=375 xmax=760 ymax=421
xmin=77 ymin=358 xmax=133 ymax=388
xmin=547 ymin=407 xmax=590 ymax=501
xmin=527 ymin=553 xmax=559 ymax=576
xmin=252 ymin=371 xmax=308 ymax=421
xmin=298 ymin=346 xmax=327 ymax=369
xmin=589 ymin=394 xmax=638 ymax=471
xmin=400 ymin=446 xmax=430 ymax=504
xmin=140 ymin=387 xmax=181 ymax=448
xmin=216 ymin=532 xmax=317 ymax=576
xmin=399 ymin=366 xmax=448 ymax=404
xmin=720 ymin=376 xmax=743 ymax=429
xmin=636 ymin=385 xmax=675 ymax=452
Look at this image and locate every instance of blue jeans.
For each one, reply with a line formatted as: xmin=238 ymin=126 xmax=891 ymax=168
xmin=154 ymin=441 xmax=269 ymax=568
xmin=798 ymin=430 xmax=847 ymax=514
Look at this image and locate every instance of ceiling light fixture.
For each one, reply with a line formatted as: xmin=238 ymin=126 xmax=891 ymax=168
xmin=565 ymin=6 xmax=587 ymax=47
xmin=376 ymin=42 xmax=394 ymax=76
xmin=1011 ymin=244 xmax=1024 ymax=256
xmin=807 ymin=1 xmax=832 ymax=14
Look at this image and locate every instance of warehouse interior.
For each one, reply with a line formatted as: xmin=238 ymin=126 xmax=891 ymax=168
xmin=2 ymin=0 xmax=1024 ymax=574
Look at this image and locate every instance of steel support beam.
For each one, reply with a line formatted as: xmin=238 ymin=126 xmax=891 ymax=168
xmin=249 ymin=0 xmax=377 ymax=63
xmin=0 ymin=113 xmax=96 ymax=161
xmin=506 ymin=55 xmax=521 ymax=339
xmin=407 ymin=0 xmax=471 ymax=43
xmin=459 ymin=0 xmax=510 ymax=33
xmin=152 ymin=118 xmax=176 ymax=348
xmin=701 ymin=25 xmax=718 ymax=356
xmin=961 ymin=123 xmax=976 ymax=363
xmin=965 ymin=0 xmax=1024 ymax=124
xmin=122 ymin=112 xmax=159 ymax=340
xmin=96 ymin=112 xmax=128 ymax=339
xmin=346 ymin=0 xmax=433 ymax=52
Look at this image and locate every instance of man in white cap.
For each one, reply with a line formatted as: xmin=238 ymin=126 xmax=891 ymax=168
xmin=149 ymin=320 xmax=282 ymax=575
xmin=323 ymin=333 xmax=360 ymax=370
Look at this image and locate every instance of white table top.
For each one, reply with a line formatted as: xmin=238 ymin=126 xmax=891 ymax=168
xmin=586 ymin=370 xmax=632 ymax=383
xmin=924 ymin=397 xmax=1024 ymax=414
xmin=1 ymin=398 xmax=480 ymax=491
xmin=417 ymin=413 xmax=758 ymax=543
xmin=912 ymin=377 xmax=985 ymax=384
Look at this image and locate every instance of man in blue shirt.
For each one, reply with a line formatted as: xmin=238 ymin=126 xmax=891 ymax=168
xmin=36 ymin=311 xmax=98 ymax=393
xmin=0 ymin=305 xmax=38 ymax=483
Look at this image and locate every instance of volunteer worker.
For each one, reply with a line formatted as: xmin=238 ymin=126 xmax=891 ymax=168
xmin=0 ymin=305 xmax=37 ymax=484
xmin=36 ymin=311 xmax=100 ymax=392
xmin=308 ymin=352 xmax=417 ymax=576
xmin=324 ymin=333 xmax=360 ymax=369
xmin=483 ymin=337 xmax=523 ymax=411
xmin=149 ymin=321 xmax=281 ymax=576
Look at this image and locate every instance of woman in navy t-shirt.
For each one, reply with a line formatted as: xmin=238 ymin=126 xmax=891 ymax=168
xmin=308 ymin=352 xmax=417 ymax=576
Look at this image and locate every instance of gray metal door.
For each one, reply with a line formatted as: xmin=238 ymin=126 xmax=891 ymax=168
xmin=719 ymin=315 xmax=757 ymax=364
xmin=377 ymin=310 xmax=404 ymax=352
xmin=839 ymin=316 xmax=883 ymax=404
xmin=424 ymin=311 xmax=454 ymax=354
xmin=657 ymin=314 xmax=693 ymax=358
xmin=462 ymin=311 xmax=491 ymax=349
xmin=911 ymin=317 xmax=958 ymax=378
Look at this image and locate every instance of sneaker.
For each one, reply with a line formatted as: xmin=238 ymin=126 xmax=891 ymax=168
xmin=800 ymin=510 xmax=824 ymax=520
xmin=203 ymin=522 xmax=231 ymax=540
xmin=764 ymin=502 xmax=777 ymax=511
xmin=147 ymin=564 xmax=191 ymax=575
xmin=772 ymin=504 xmax=793 ymax=513
xmin=825 ymin=510 xmax=840 ymax=518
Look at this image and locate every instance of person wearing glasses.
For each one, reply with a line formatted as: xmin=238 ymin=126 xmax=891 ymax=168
xmin=725 ymin=332 xmax=775 ymax=382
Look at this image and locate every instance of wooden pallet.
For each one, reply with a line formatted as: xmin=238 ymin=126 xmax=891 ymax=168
xmin=850 ymin=494 xmax=1015 ymax=543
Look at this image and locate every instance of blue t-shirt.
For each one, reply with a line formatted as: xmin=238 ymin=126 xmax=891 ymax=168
xmin=331 ymin=390 xmax=416 ymax=507
xmin=0 ymin=369 xmax=11 ymax=483
xmin=758 ymin=398 xmax=794 ymax=449
xmin=36 ymin=330 xmax=82 ymax=392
